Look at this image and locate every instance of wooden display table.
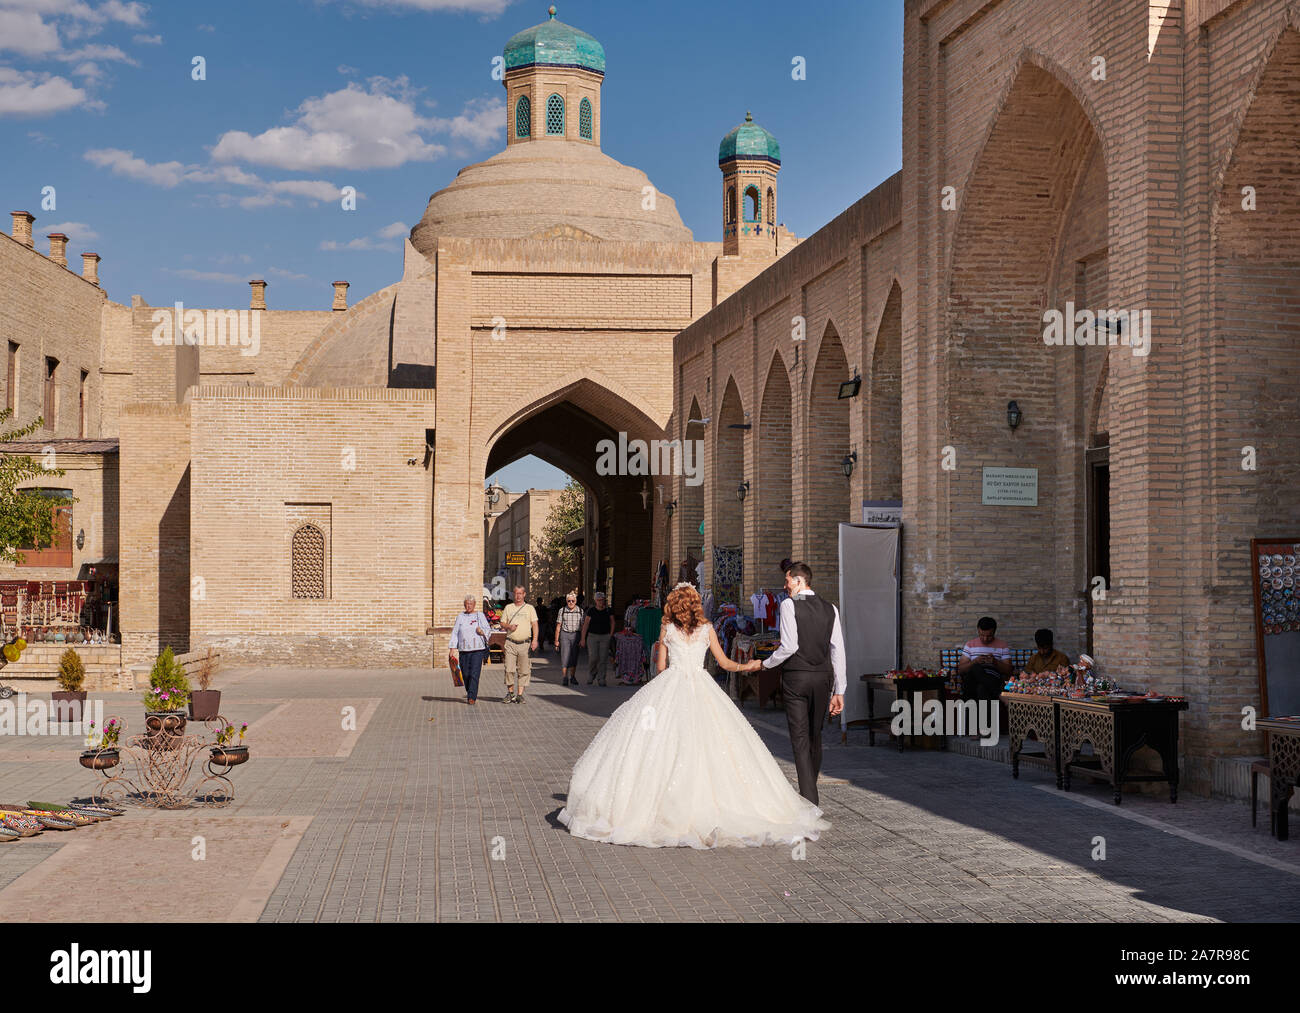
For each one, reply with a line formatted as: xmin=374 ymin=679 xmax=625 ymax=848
xmin=1258 ymin=717 xmax=1300 ymax=841
xmin=1057 ymin=697 xmax=1188 ymax=804
xmin=1002 ymin=691 xmax=1060 ymax=786
xmin=861 ymin=674 xmax=949 ymax=751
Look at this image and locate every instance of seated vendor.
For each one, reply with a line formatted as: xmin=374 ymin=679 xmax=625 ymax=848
xmin=956 ymin=616 xmax=1012 ymax=705
xmin=1022 ymin=628 xmax=1070 ymax=674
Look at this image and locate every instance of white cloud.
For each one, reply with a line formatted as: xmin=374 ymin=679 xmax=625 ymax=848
xmin=85 ymin=146 xmax=188 ymax=185
xmin=430 ymin=94 xmax=502 ymax=148
xmin=266 ymin=267 xmax=312 ymax=283
xmin=0 ymin=66 xmax=91 ymax=116
xmin=84 ymin=146 xmax=356 ymax=208
xmin=41 ymin=220 xmax=98 ymax=241
xmin=196 ymin=23 xmax=214 ymax=32
xmin=212 ymin=77 xmax=447 ymax=171
xmin=320 ymin=221 xmax=408 ymax=252
xmin=132 ymin=32 xmax=161 ymax=43
xmin=0 ymin=9 xmax=63 ymax=55
xmin=57 ymin=43 xmax=137 ymax=64
xmin=337 ymin=64 xmax=358 ymax=76
xmin=327 ymin=0 xmax=514 ymax=13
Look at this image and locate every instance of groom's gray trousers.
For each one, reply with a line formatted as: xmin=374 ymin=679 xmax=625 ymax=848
xmin=781 ymin=667 xmax=834 ymax=804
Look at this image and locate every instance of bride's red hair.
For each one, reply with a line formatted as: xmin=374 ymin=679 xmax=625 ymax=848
xmin=664 ymin=585 xmax=707 ymax=633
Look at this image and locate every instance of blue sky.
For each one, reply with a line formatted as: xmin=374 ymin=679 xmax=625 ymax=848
xmin=0 ymin=0 xmax=903 ymax=491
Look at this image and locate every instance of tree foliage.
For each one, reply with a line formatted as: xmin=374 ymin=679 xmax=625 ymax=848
xmin=0 ymin=410 xmax=66 ymax=565
xmin=530 ymin=479 xmax=586 ymax=598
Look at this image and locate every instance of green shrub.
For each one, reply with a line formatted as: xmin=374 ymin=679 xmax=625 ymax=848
xmin=57 ymin=647 xmax=85 ymax=692
xmin=142 ymin=646 xmax=191 ymax=711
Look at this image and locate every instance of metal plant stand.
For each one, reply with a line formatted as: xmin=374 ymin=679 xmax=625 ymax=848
xmin=82 ymin=715 xmax=247 ymax=809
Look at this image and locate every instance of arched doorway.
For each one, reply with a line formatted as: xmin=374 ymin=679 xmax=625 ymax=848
xmin=807 ymin=323 xmax=850 ymax=602
xmin=480 ymin=377 xmax=668 ymax=618
xmin=945 ymin=59 xmax=1108 ymax=654
xmin=679 ymin=396 xmax=706 ymax=583
xmin=712 ymin=377 xmax=746 ymax=606
xmin=758 ymin=352 xmax=793 ymax=589
xmin=868 ymin=282 xmax=903 ymax=502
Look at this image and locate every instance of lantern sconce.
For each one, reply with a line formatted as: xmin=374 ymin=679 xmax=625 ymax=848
xmin=838 ymin=370 xmax=862 ymax=400
xmin=1007 ymin=400 xmax=1023 ymax=432
xmin=76 ymin=529 xmax=85 ymax=550
xmin=842 ymin=451 xmax=857 ymax=479
xmin=666 ymin=499 xmax=677 ymax=518
xmin=736 ymin=480 xmax=750 ymax=502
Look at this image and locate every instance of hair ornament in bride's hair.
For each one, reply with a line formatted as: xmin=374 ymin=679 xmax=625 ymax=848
xmin=672 ymin=581 xmax=694 ymax=592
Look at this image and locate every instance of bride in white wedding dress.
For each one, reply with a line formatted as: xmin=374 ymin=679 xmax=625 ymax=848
xmin=558 ymin=584 xmax=830 ymax=849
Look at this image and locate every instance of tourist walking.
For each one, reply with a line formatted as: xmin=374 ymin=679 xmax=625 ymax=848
xmin=753 ymin=562 xmax=847 ymax=805
xmin=555 ymin=591 xmax=584 ymax=686
xmin=501 ymin=585 xmax=539 ymax=705
xmin=448 ymin=594 xmax=491 ymax=706
xmin=580 ymin=591 xmax=615 ymax=685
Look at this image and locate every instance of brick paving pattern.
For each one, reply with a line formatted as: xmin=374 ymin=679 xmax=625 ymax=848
xmin=1 ymin=656 xmax=1296 ymax=922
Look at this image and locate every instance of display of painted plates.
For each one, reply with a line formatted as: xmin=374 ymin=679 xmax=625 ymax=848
xmin=1287 ymin=555 xmax=1296 ymax=567
xmin=0 ymin=813 xmax=43 ymax=836
xmin=0 ymin=829 xmax=19 ymax=843
xmin=1273 ymin=553 xmax=1285 ymax=564
xmin=17 ymin=810 xmax=76 ymax=830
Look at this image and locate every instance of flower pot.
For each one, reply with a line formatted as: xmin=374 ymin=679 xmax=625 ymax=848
xmin=51 ymin=691 xmax=88 ymax=723
xmin=188 ymin=689 xmax=221 ymax=721
xmin=144 ymin=710 xmax=187 ymax=749
xmin=209 ymin=745 xmax=249 ymax=767
xmin=79 ymin=749 xmax=119 ymax=770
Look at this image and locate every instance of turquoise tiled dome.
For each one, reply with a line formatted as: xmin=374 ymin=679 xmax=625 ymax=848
xmin=719 ymin=112 xmax=781 ymax=165
xmin=505 ymin=6 xmax=606 ymax=76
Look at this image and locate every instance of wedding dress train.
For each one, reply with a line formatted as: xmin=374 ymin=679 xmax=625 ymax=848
xmin=558 ymin=621 xmax=830 ymax=848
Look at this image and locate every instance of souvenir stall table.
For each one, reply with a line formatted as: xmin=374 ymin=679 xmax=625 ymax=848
xmin=1258 ymin=716 xmax=1300 ymax=841
xmin=1001 ymin=683 xmax=1188 ymax=804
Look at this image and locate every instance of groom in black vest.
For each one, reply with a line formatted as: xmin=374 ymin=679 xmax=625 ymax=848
xmin=754 ymin=562 xmax=846 ymax=805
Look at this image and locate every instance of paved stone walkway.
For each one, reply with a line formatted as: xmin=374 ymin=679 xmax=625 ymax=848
xmin=1 ymin=651 xmax=1296 ymax=921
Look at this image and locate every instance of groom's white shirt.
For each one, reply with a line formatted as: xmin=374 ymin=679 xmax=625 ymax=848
xmin=761 ymin=591 xmax=847 ymax=695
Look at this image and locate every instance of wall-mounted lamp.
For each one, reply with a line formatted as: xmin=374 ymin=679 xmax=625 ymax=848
xmin=687 ymin=417 xmax=711 ymax=427
xmin=666 ymin=499 xmax=678 ymax=518
xmin=842 ymin=452 xmax=857 ymax=479
xmin=736 ymin=480 xmax=750 ymax=502
xmin=486 ymin=487 xmax=501 ymax=507
xmin=1007 ymin=400 xmax=1023 ymax=431
xmin=838 ymin=370 xmax=862 ymax=400
xmin=75 ymin=529 xmax=85 ymax=550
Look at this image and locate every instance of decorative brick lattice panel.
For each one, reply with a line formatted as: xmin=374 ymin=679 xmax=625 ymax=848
xmin=291 ymin=524 xmax=326 ymax=600
xmin=546 ymin=94 xmax=565 ymax=135
xmin=515 ymin=95 xmax=530 ymax=138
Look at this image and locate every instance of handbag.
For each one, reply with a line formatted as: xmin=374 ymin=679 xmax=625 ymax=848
xmin=449 ymin=652 xmax=463 ymax=688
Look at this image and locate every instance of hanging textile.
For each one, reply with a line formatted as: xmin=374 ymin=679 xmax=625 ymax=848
xmin=635 ymin=605 xmax=663 ymax=656
xmin=712 ymin=545 xmax=742 ymax=616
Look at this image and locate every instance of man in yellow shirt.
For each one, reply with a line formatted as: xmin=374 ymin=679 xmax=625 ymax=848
xmin=1022 ymin=628 xmax=1070 ymax=674
xmin=501 ymin=585 xmax=539 ymax=704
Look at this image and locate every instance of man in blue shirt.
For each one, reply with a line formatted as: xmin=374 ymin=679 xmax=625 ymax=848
xmin=449 ymin=595 xmax=492 ymax=705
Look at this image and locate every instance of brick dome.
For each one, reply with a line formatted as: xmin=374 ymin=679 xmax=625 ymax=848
xmin=409 ymin=139 xmax=692 ymax=253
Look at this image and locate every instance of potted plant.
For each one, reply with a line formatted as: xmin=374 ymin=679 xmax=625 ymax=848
xmin=143 ymin=647 xmax=191 ymax=747
xmin=52 ymin=646 xmax=87 ymax=723
xmin=210 ymin=721 xmax=249 ymax=767
xmin=188 ymin=648 xmax=220 ymax=720
xmin=79 ymin=717 xmax=121 ymax=769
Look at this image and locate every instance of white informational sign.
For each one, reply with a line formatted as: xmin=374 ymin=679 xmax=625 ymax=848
xmin=981 ymin=467 xmax=1039 ymax=506
xmin=838 ymin=523 xmax=900 ymax=729
xmin=862 ymin=500 xmax=902 ymax=526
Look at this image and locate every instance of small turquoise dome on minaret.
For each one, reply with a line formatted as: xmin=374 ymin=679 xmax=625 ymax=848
xmin=719 ymin=112 xmax=781 ymax=166
xmin=504 ymin=6 xmax=606 ymax=76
